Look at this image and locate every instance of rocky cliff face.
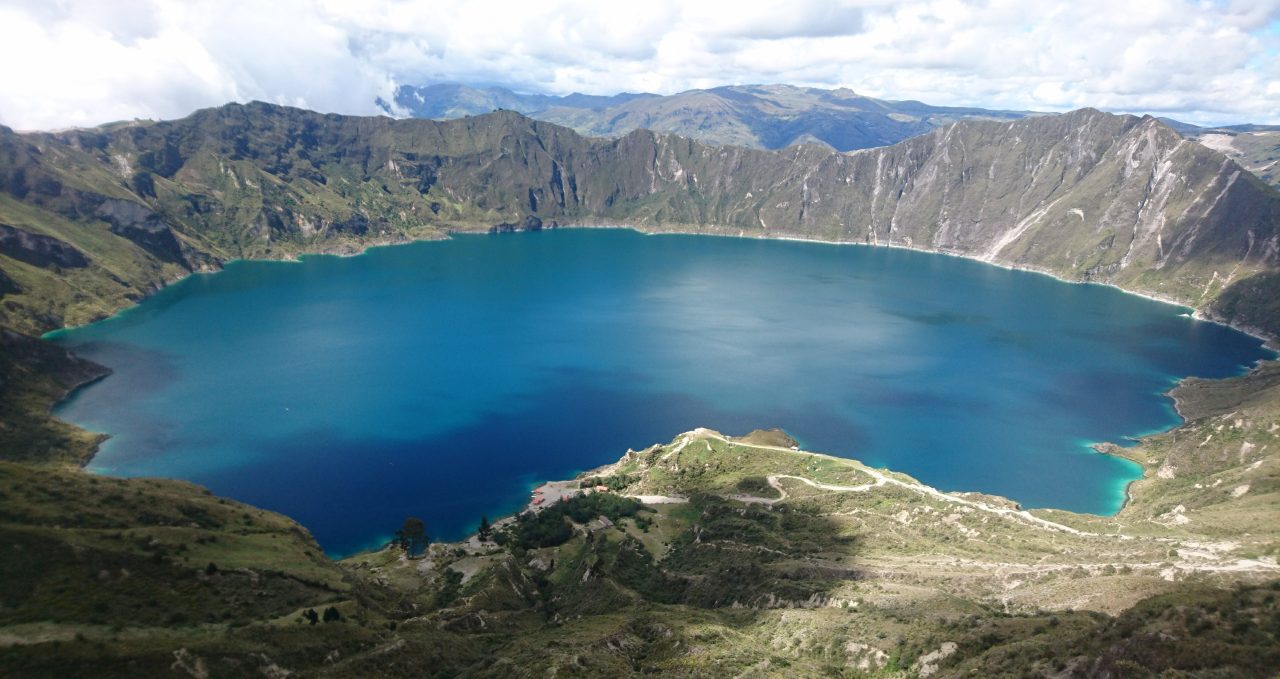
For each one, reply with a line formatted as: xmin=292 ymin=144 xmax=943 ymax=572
xmin=0 ymin=223 xmax=88 ymax=269
xmin=0 ymin=104 xmax=1277 ymax=337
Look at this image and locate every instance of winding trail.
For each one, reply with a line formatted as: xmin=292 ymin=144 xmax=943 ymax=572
xmin=722 ymin=443 xmax=1280 ymax=577
xmin=660 ymin=434 xmax=693 ymax=461
xmin=695 ymin=432 xmax=1108 ymax=538
xmin=620 ymin=431 xmax=1280 ymax=577
xmin=770 ymin=471 xmax=1098 ymax=537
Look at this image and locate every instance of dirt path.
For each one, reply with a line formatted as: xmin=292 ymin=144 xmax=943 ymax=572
xmin=698 ymin=432 xmax=1104 ymax=537
xmin=660 ymin=434 xmax=693 ymax=461
xmin=628 ymin=494 xmax=688 ymax=504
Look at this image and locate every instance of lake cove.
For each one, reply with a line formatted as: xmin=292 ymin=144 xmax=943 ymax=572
xmin=49 ymin=229 xmax=1275 ymax=556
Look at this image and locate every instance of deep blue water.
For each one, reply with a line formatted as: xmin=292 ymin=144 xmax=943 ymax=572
xmin=49 ymin=230 xmax=1274 ymax=556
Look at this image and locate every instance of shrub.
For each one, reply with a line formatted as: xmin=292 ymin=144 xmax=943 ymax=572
xmin=497 ymin=493 xmax=647 ymax=550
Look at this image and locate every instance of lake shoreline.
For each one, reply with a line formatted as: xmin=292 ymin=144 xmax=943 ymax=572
xmin=43 ymin=220 xmax=1280 ymax=350
xmin=38 ymin=222 xmax=1276 ymax=538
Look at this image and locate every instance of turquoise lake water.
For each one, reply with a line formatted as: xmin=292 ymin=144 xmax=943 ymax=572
xmin=49 ymin=229 xmax=1275 ymax=556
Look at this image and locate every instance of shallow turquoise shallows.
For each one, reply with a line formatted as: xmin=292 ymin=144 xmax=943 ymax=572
xmin=49 ymin=230 xmax=1274 ymax=556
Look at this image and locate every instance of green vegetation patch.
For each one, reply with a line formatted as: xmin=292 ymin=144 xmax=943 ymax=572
xmin=496 ymin=492 xmax=647 ymax=550
xmin=0 ymin=329 xmax=109 ymax=465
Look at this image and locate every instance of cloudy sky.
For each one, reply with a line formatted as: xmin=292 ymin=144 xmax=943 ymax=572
xmin=1 ymin=0 xmax=1277 ymax=130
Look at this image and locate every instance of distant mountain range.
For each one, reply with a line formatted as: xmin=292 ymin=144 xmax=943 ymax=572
xmin=386 ymin=83 xmax=1033 ymax=152
xmin=388 ymin=83 xmax=1280 ymax=189
xmin=1159 ymin=119 xmax=1280 ymax=188
xmin=383 ymin=83 xmax=653 ymax=120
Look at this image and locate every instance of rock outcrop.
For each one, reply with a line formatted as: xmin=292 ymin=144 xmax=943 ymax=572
xmin=91 ymin=198 xmax=187 ymax=264
xmin=0 ymin=223 xmax=89 ymax=269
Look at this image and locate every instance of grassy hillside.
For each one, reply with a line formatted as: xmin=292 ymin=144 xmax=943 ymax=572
xmin=2 ymin=350 xmax=1279 ymax=677
xmin=4 ymin=385 xmax=1277 ymax=675
xmin=0 ymin=469 xmax=382 ymax=678
xmin=0 ymin=306 xmax=1277 ymax=675
xmin=292 ymin=388 xmax=1280 ymax=676
xmin=0 ymin=328 xmax=108 ymax=465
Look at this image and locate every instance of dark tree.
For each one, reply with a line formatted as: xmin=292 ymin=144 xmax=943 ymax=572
xmin=303 ymin=608 xmax=319 ymax=625
xmin=396 ymin=516 xmax=429 ymax=557
xmin=478 ymin=515 xmax=492 ymax=542
xmin=322 ymin=606 xmax=342 ymax=623
xmin=204 ymin=562 xmax=218 ymax=576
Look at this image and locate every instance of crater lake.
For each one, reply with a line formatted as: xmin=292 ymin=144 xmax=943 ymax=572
xmin=48 ymin=229 xmax=1275 ymax=556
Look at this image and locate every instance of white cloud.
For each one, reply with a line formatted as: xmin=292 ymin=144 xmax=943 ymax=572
xmin=0 ymin=0 xmax=1277 ymax=130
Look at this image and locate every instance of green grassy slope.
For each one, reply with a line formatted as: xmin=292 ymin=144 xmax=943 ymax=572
xmin=4 ymin=373 xmax=1278 ymax=676
xmin=0 ymin=462 xmax=368 ymax=678
xmin=327 ymin=359 xmax=1278 ymax=675
xmin=0 ymin=328 xmax=108 ymax=464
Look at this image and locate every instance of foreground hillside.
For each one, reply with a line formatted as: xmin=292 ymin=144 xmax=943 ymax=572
xmin=2 ymin=367 xmax=1278 ymax=675
xmin=1 ymin=104 xmax=1279 ymax=340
